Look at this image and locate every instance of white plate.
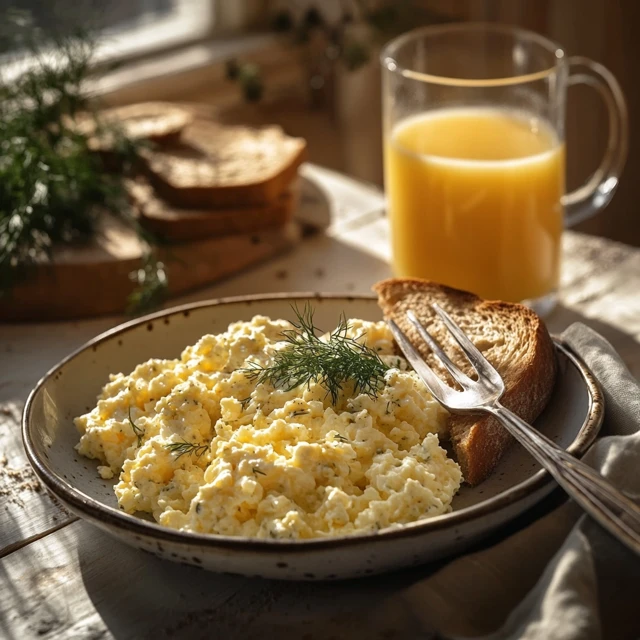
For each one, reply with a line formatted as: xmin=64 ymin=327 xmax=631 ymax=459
xmin=23 ymin=295 xmax=603 ymax=580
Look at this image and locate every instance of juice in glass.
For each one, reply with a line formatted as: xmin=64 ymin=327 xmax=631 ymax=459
xmin=385 ymin=107 xmax=565 ymax=303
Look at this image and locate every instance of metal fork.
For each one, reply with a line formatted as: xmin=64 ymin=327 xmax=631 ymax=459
xmin=389 ymin=303 xmax=640 ymax=555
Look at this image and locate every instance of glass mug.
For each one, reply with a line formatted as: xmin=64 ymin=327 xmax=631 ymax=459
xmin=381 ymin=23 xmax=627 ymax=314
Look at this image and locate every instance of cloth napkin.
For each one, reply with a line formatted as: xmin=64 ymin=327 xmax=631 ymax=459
xmin=383 ymin=323 xmax=640 ymax=640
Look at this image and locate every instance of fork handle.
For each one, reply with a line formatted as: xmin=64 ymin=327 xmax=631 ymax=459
xmin=489 ymin=403 xmax=640 ymax=555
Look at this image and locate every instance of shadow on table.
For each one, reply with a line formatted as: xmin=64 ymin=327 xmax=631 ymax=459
xmin=76 ymin=524 xmax=440 ymax=640
xmin=169 ymin=227 xmax=393 ymax=307
xmin=76 ymin=483 xmax=570 ymax=640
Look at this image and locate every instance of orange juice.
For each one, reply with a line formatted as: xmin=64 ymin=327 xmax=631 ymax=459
xmin=385 ymin=108 xmax=565 ymax=302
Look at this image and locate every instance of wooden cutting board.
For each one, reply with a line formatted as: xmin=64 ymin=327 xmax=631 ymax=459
xmin=0 ymin=215 xmax=302 ymax=322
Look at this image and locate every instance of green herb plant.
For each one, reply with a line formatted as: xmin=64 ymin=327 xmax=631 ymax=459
xmin=244 ymin=304 xmax=390 ymax=404
xmin=227 ymin=1 xmax=449 ymax=102
xmin=128 ymin=408 xmax=145 ymax=447
xmin=166 ymin=439 xmax=209 ymax=460
xmin=0 ymin=11 xmax=167 ymax=313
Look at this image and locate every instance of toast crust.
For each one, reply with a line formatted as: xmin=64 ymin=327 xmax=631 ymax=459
xmin=128 ymin=179 xmax=295 ymax=242
xmin=76 ymin=102 xmax=194 ymax=147
xmin=374 ymin=278 xmax=557 ymax=485
xmin=142 ymin=121 xmax=306 ymax=208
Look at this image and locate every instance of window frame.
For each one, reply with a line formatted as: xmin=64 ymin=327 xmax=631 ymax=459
xmin=93 ymin=0 xmax=218 ymax=67
xmin=94 ymin=0 xmax=272 ymax=68
xmin=1 ymin=1 xmax=272 ymax=77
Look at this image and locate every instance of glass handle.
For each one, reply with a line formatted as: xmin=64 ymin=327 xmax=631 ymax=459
xmin=563 ymin=56 xmax=628 ymax=227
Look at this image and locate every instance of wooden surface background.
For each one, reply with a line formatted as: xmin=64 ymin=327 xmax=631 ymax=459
xmin=1 ymin=165 xmax=640 ymax=639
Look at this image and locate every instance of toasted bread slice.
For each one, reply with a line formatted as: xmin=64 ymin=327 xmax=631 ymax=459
xmin=373 ymin=278 xmax=557 ymax=485
xmin=142 ymin=120 xmax=306 ymax=208
xmin=128 ymin=179 xmax=295 ymax=242
xmin=77 ymin=102 xmax=194 ymax=146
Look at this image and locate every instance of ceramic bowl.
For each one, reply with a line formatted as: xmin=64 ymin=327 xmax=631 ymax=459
xmin=23 ymin=295 xmax=604 ymax=580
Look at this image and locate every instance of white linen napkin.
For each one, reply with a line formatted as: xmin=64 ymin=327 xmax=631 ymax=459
xmin=384 ymin=323 xmax=640 ymax=640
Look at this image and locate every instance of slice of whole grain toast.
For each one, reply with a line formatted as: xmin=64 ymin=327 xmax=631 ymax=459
xmin=374 ymin=278 xmax=557 ymax=485
xmin=128 ymin=179 xmax=295 ymax=242
xmin=142 ymin=121 xmax=306 ymax=208
xmin=77 ymin=102 xmax=194 ymax=147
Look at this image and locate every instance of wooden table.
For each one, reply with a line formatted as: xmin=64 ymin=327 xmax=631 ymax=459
xmin=2 ymin=164 xmax=639 ymax=639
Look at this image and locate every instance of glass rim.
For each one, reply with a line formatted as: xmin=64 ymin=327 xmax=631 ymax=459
xmin=380 ymin=22 xmax=565 ymax=87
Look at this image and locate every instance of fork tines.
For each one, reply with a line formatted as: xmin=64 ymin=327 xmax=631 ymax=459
xmin=387 ymin=304 xmax=504 ymax=407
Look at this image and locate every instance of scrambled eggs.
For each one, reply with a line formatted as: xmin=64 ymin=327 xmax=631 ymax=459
xmin=75 ymin=316 xmax=462 ymax=539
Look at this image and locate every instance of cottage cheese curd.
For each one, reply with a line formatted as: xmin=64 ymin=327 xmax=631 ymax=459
xmin=75 ymin=316 xmax=462 ymax=539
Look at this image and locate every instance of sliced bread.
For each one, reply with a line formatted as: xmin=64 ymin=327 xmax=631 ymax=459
xmin=128 ymin=179 xmax=295 ymax=242
xmin=141 ymin=121 xmax=306 ymax=208
xmin=373 ymin=278 xmax=557 ymax=485
xmin=77 ymin=102 xmax=194 ymax=146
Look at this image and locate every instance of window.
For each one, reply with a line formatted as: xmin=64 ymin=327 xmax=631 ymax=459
xmin=1 ymin=0 xmax=216 ymax=62
xmin=97 ymin=0 xmax=216 ymax=61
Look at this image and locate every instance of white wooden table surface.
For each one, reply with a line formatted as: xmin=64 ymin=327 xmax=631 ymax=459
xmin=1 ymin=164 xmax=640 ymax=640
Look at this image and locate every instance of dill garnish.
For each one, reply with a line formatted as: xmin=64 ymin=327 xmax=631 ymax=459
xmin=165 ymin=439 xmax=209 ymax=460
xmin=128 ymin=408 xmax=144 ymax=447
xmin=289 ymin=409 xmax=309 ymax=418
xmin=238 ymin=397 xmax=252 ymax=411
xmin=333 ymin=434 xmax=349 ymax=443
xmin=243 ymin=304 xmax=390 ymax=404
xmin=0 ymin=12 xmax=167 ymax=315
xmin=252 ymin=467 xmax=267 ymax=476
xmin=125 ymin=253 xmax=168 ymax=316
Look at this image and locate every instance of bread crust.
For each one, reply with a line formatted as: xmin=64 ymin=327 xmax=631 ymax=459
xmin=75 ymin=102 xmax=194 ymax=146
xmin=142 ymin=121 xmax=307 ymax=208
xmin=128 ymin=179 xmax=295 ymax=242
xmin=374 ymin=278 xmax=557 ymax=485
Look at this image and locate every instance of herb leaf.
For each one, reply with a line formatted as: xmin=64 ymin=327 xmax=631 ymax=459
xmin=128 ymin=408 xmax=144 ymax=447
xmin=126 ymin=252 xmax=168 ymax=316
xmin=165 ymin=439 xmax=209 ymax=460
xmin=243 ymin=304 xmax=389 ymax=404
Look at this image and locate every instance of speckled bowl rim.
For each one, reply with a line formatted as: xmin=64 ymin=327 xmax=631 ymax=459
xmin=23 ymin=293 xmax=604 ymax=552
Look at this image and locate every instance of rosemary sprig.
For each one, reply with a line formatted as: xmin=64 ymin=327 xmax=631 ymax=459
xmin=165 ymin=439 xmax=209 ymax=460
xmin=244 ymin=304 xmax=390 ymax=404
xmin=128 ymin=408 xmax=144 ymax=447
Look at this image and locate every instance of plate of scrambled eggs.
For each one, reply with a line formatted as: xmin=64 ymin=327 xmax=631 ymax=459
xmin=23 ymin=295 xmax=602 ymax=579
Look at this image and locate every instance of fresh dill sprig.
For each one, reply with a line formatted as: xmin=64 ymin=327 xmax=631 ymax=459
xmin=243 ymin=304 xmax=390 ymax=404
xmin=128 ymin=408 xmax=144 ymax=447
xmin=125 ymin=252 xmax=168 ymax=316
xmin=165 ymin=439 xmax=209 ymax=460
xmin=333 ymin=434 xmax=349 ymax=443
xmin=0 ymin=11 xmax=168 ymax=314
xmin=252 ymin=467 xmax=267 ymax=476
